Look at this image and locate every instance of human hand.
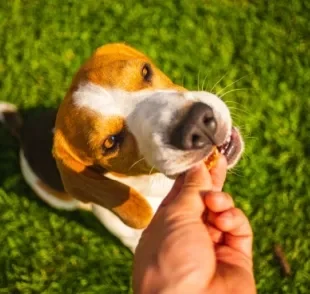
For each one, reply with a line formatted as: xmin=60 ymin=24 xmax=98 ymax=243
xmin=133 ymin=155 xmax=256 ymax=294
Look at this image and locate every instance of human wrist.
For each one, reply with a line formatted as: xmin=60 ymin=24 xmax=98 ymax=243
xmin=136 ymin=267 xmax=207 ymax=294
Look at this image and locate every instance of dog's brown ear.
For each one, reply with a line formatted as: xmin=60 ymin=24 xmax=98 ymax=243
xmin=53 ymin=141 xmax=153 ymax=229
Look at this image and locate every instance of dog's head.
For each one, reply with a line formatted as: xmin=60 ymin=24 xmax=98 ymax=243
xmin=53 ymin=43 xmax=243 ymax=228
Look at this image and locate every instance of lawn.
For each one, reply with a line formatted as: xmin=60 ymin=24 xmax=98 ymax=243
xmin=0 ymin=0 xmax=309 ymax=293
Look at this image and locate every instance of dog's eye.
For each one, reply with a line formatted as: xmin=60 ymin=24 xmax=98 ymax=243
xmin=103 ymin=136 xmax=117 ymax=149
xmin=103 ymin=133 xmax=123 ymax=152
xmin=141 ymin=63 xmax=153 ymax=82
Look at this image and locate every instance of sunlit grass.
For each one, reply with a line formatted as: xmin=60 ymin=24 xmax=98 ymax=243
xmin=0 ymin=0 xmax=309 ymax=293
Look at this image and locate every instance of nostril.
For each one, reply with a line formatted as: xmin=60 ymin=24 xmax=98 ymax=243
xmin=203 ymin=115 xmax=217 ymax=132
xmin=191 ymin=133 xmax=206 ymax=149
xmin=203 ymin=116 xmax=213 ymax=124
xmin=192 ymin=134 xmax=200 ymax=143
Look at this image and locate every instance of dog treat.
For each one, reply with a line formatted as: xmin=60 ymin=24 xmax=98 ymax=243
xmin=204 ymin=147 xmax=220 ymax=170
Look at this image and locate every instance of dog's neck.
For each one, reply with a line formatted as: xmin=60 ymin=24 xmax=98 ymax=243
xmin=90 ymin=172 xmax=174 ymax=252
xmin=105 ymin=172 xmax=174 ymax=208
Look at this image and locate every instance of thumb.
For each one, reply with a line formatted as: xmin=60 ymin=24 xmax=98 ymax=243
xmin=171 ymin=162 xmax=213 ymax=213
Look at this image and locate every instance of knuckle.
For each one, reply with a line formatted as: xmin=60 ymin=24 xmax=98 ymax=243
xmin=220 ymin=192 xmax=234 ymax=206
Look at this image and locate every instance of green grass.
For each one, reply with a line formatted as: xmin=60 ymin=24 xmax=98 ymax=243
xmin=0 ymin=0 xmax=309 ymax=293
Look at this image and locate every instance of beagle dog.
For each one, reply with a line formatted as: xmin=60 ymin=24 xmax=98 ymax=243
xmin=0 ymin=43 xmax=243 ymax=252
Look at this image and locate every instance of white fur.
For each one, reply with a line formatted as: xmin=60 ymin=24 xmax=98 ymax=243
xmin=92 ymin=172 xmax=173 ymax=252
xmin=105 ymin=172 xmax=174 ymax=199
xmin=73 ymin=83 xmax=234 ymax=175
xmin=73 ymin=84 xmax=123 ymax=116
xmin=19 ymin=150 xmax=86 ymax=210
xmin=126 ymin=91 xmax=232 ymax=175
xmin=92 ymin=205 xmax=143 ymax=252
xmin=73 ymin=83 xmax=178 ymax=118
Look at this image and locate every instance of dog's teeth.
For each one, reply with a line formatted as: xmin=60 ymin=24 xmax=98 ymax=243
xmin=218 ymin=132 xmax=233 ymax=155
xmin=223 ymin=136 xmax=231 ymax=145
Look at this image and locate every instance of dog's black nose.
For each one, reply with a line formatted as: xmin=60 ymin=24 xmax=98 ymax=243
xmin=170 ymin=102 xmax=217 ymax=150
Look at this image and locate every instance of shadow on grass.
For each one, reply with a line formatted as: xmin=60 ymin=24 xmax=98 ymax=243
xmin=0 ymin=106 xmax=128 ymax=252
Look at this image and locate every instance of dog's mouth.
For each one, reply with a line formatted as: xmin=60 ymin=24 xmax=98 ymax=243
xmin=205 ymin=127 xmax=243 ymax=169
xmin=165 ymin=127 xmax=243 ymax=179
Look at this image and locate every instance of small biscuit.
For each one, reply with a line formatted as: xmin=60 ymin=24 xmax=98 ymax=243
xmin=204 ymin=147 xmax=220 ymax=170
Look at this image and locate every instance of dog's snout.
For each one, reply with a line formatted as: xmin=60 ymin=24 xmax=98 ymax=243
xmin=170 ymin=102 xmax=217 ymax=150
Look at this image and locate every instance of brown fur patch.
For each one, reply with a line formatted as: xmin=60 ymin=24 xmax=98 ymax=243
xmin=56 ymin=158 xmax=153 ymax=229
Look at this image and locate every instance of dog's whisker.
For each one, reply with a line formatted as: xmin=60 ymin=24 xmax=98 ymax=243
xmin=230 ymin=113 xmax=246 ymax=123
xmin=128 ymin=157 xmax=145 ymax=171
xmin=216 ymin=74 xmax=251 ymax=96
xmin=227 ymin=109 xmax=248 ymax=119
xmin=228 ymin=105 xmax=249 ymax=111
xmin=243 ymin=135 xmax=257 ymax=140
xmin=210 ymin=72 xmax=229 ymax=93
xmin=232 ymin=166 xmax=243 ymax=173
xmin=201 ymin=74 xmax=209 ymax=92
xmin=235 ymin=127 xmax=252 ymax=135
xmin=224 ymin=101 xmax=249 ymax=112
xmin=243 ymin=150 xmax=252 ymax=159
xmin=240 ymin=152 xmax=250 ymax=160
xmin=233 ymin=126 xmax=254 ymax=138
xmin=220 ymin=88 xmax=251 ymax=98
xmin=197 ymin=70 xmax=201 ymax=91
xmin=223 ymin=100 xmax=247 ymax=106
xmin=234 ymin=126 xmax=253 ymax=134
xmin=147 ymin=175 xmax=155 ymax=198
xmin=149 ymin=165 xmax=155 ymax=176
xmin=233 ymin=123 xmax=247 ymax=129
xmin=228 ymin=107 xmax=251 ymax=115
xmin=227 ymin=168 xmax=244 ymax=178
xmin=229 ymin=110 xmax=247 ymax=118
xmin=230 ymin=115 xmax=245 ymax=123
